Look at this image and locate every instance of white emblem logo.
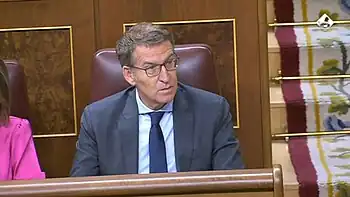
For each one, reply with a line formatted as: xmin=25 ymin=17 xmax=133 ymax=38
xmin=316 ymin=14 xmax=334 ymax=29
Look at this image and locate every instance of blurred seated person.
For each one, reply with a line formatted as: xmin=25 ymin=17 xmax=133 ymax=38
xmin=70 ymin=22 xmax=244 ymax=176
xmin=0 ymin=60 xmax=45 ymax=180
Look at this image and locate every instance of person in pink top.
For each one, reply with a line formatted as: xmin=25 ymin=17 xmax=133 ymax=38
xmin=0 ymin=60 xmax=45 ymax=180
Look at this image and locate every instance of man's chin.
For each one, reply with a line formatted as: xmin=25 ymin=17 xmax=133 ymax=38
xmin=157 ymin=93 xmax=175 ymax=104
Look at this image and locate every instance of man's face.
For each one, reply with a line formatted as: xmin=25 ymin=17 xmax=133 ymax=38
xmin=123 ymin=41 xmax=178 ymax=109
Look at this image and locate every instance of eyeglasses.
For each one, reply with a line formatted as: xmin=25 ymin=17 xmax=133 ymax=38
xmin=130 ymin=56 xmax=179 ymax=77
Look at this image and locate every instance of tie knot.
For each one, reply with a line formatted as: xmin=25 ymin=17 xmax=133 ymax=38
xmin=149 ymin=112 xmax=165 ymax=125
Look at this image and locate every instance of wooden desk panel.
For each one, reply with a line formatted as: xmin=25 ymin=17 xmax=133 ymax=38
xmin=0 ymin=167 xmax=282 ymax=197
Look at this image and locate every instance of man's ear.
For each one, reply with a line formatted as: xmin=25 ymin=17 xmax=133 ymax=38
xmin=122 ymin=66 xmax=136 ymax=86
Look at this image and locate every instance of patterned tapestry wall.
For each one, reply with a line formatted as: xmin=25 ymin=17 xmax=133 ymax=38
xmin=0 ymin=27 xmax=77 ymax=137
xmin=124 ymin=20 xmax=239 ymax=127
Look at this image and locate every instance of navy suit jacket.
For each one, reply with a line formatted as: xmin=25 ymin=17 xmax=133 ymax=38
xmin=70 ymin=83 xmax=244 ymax=176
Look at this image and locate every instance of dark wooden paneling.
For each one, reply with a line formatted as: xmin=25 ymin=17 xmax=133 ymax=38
xmin=96 ymin=0 xmax=265 ymax=168
xmin=0 ymin=0 xmax=96 ymax=177
xmin=0 ymin=28 xmax=75 ymax=136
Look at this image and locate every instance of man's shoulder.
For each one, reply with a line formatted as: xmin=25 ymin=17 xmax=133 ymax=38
xmin=179 ymin=83 xmax=225 ymax=105
xmin=85 ymin=87 xmax=134 ymax=114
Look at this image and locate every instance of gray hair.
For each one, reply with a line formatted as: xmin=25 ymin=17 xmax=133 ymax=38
xmin=116 ymin=22 xmax=174 ymax=67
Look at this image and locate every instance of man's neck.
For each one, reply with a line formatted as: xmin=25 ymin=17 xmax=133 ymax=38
xmin=135 ymin=89 xmax=173 ymax=113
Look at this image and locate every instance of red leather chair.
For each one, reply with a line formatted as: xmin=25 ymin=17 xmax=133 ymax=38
xmin=90 ymin=44 xmax=219 ymax=103
xmin=3 ymin=60 xmax=30 ymax=119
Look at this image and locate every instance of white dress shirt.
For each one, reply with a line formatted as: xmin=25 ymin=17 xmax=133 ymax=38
xmin=136 ymin=90 xmax=177 ymax=173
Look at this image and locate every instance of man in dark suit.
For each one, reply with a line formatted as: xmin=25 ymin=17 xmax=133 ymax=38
xmin=70 ymin=22 xmax=244 ymax=176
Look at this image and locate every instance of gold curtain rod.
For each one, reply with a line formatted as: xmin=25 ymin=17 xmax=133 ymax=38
xmin=271 ymin=75 xmax=350 ymax=81
xmin=270 ymin=70 xmax=350 ymax=84
xmin=272 ymin=130 xmax=350 ymax=140
xmin=268 ymin=20 xmax=350 ymax=27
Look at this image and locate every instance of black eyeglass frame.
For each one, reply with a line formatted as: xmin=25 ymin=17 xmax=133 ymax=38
xmin=128 ymin=54 xmax=179 ymax=77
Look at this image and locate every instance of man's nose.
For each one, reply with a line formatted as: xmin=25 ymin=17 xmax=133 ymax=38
xmin=158 ymin=65 xmax=170 ymax=82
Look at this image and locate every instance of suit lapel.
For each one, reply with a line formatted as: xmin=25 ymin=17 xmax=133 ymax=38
xmin=119 ymin=89 xmax=139 ymax=174
xmin=173 ymin=86 xmax=194 ymax=172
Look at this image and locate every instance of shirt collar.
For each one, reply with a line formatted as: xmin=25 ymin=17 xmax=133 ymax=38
xmin=135 ymin=89 xmax=173 ymax=114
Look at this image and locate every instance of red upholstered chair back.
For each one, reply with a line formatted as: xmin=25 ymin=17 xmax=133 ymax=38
xmin=3 ymin=60 xmax=30 ymax=119
xmin=90 ymin=44 xmax=219 ymax=103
